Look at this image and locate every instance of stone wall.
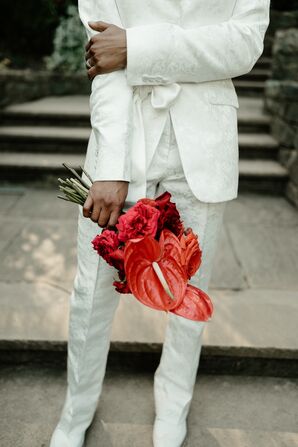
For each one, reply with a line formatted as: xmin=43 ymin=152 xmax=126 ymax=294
xmin=263 ymin=1 xmax=298 ymax=55
xmin=265 ymin=28 xmax=298 ymax=207
xmin=0 ymin=69 xmax=90 ymax=109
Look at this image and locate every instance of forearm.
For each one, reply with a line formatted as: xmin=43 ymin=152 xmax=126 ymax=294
xmin=78 ymin=0 xmax=133 ymax=182
xmin=89 ymin=71 xmax=133 ymax=182
xmin=125 ymin=0 xmax=270 ymax=85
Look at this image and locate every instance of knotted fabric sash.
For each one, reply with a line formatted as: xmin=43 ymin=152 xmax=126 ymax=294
xmin=126 ymin=82 xmax=182 ymax=204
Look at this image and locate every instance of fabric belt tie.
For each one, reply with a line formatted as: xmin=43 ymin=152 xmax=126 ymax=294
xmin=129 ymin=83 xmax=181 ymax=201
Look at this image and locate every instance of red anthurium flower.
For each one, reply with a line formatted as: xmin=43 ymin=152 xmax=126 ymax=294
xmin=179 ymin=229 xmax=202 ymax=279
xmin=124 ymin=236 xmax=187 ymax=312
xmin=170 ymin=284 xmax=213 ymax=321
xmin=159 ymin=229 xmax=185 ymax=269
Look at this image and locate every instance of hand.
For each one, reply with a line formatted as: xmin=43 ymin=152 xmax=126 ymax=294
xmin=85 ymin=21 xmax=127 ymax=80
xmin=83 ymin=180 xmax=129 ymax=228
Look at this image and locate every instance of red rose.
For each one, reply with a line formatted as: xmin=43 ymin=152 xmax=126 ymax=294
xmin=137 ymin=197 xmax=157 ymax=207
xmin=116 ymin=202 xmax=160 ymax=242
xmin=108 ymin=248 xmax=125 ymax=274
xmin=158 ymin=201 xmax=184 ymax=238
xmin=92 ymin=230 xmax=120 ymax=263
xmin=153 ymin=192 xmax=184 ymax=238
xmin=113 ymin=280 xmax=131 ymax=294
xmin=155 ymin=191 xmax=172 ymax=208
xmin=139 ymin=192 xmax=184 ymax=238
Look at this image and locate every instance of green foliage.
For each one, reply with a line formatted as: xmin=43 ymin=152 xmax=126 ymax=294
xmin=45 ymin=5 xmax=87 ymax=73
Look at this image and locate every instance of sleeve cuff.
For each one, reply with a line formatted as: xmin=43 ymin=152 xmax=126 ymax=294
xmin=125 ymin=23 xmax=174 ymax=86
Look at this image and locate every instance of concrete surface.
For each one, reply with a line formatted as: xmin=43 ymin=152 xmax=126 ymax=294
xmin=0 ymin=365 xmax=297 ymax=447
xmin=0 ymin=188 xmax=297 ymax=357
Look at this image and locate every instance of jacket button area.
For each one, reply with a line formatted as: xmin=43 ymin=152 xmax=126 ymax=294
xmin=142 ymin=74 xmax=169 ymax=84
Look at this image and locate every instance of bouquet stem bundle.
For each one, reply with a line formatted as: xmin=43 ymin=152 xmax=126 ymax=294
xmin=57 ymin=163 xmax=93 ymax=205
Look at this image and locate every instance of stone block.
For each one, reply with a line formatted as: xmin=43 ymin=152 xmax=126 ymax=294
xmin=272 ymin=29 xmax=298 ymax=80
xmin=265 ymin=80 xmax=298 ymax=100
xmin=278 ymin=148 xmax=296 ymax=168
xmin=227 ymin=222 xmax=298 ymax=289
xmin=272 ymin=59 xmax=298 ymax=81
xmin=273 ymin=28 xmax=298 ymax=55
xmin=269 ymin=9 xmax=298 ymax=33
xmin=284 ymin=102 xmax=298 ymax=124
xmin=0 ymin=219 xmax=77 ymax=290
xmin=286 ymin=181 xmax=298 ymax=208
xmin=264 ymin=97 xmax=283 ymax=116
xmin=209 ymin=225 xmax=247 ymax=290
xmin=0 ymin=69 xmax=90 ymax=109
xmin=0 ymin=191 xmax=23 ymax=214
xmin=271 ymin=116 xmax=297 ymax=147
xmin=294 ymin=130 xmax=298 ymax=150
xmin=289 ymin=155 xmax=298 ymax=186
xmin=224 ymin=193 xmax=298 ymax=226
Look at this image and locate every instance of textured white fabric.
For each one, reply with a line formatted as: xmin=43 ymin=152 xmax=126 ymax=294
xmin=124 ymin=0 xmax=270 ymax=84
xmin=78 ymin=0 xmax=270 ymax=202
xmin=49 ymin=113 xmax=226 ymax=447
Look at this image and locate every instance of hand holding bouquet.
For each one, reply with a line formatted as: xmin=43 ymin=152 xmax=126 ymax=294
xmin=58 ymin=165 xmax=213 ymax=322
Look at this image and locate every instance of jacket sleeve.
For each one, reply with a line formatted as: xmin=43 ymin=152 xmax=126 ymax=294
xmin=78 ymin=0 xmax=133 ymax=182
xmin=125 ymin=0 xmax=270 ymax=86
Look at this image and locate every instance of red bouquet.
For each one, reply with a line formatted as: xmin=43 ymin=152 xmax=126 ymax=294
xmin=92 ymin=191 xmax=213 ymax=322
xmin=58 ymin=166 xmax=212 ymax=321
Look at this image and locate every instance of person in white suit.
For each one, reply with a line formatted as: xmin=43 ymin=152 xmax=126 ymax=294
xmin=50 ymin=1 xmax=270 ymax=446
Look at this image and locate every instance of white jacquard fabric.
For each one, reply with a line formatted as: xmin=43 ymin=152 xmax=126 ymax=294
xmin=78 ymin=0 xmax=271 ymax=203
xmin=49 ymin=112 xmax=226 ymax=447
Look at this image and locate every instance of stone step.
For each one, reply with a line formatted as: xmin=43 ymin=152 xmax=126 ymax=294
xmin=0 ymin=125 xmax=276 ymax=157
xmin=255 ymin=56 xmax=272 ymax=69
xmin=234 ymin=80 xmax=266 ymax=96
xmin=239 ymin=159 xmax=288 ymax=194
xmin=0 ymin=152 xmax=288 ymax=193
xmin=1 ymin=95 xmax=271 ymax=132
xmin=0 ymin=109 xmax=271 ymax=134
xmin=0 ymin=95 xmax=91 ymax=127
xmin=236 ymin=68 xmax=271 ymax=82
xmin=1 ymin=366 xmax=297 ymax=447
xmin=0 ymin=125 xmax=90 ymax=152
xmin=238 ymin=133 xmax=278 ymax=159
xmin=237 ymin=97 xmax=271 ymax=133
xmin=0 ymin=283 xmax=297 ymax=376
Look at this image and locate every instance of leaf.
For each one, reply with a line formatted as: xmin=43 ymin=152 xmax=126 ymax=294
xmin=170 ymin=284 xmax=213 ymax=321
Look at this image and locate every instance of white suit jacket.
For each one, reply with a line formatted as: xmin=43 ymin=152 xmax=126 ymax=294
xmin=78 ymin=0 xmax=270 ymax=204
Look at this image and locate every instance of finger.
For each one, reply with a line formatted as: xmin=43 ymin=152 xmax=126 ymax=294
xmin=85 ymin=57 xmax=95 ymax=70
xmin=83 ymin=195 xmax=93 ymax=218
xmin=90 ymin=204 xmax=101 ymax=223
xmin=98 ymin=207 xmax=111 ymax=228
xmin=85 ymin=39 xmax=92 ymax=52
xmin=88 ymin=21 xmax=110 ymax=32
xmin=87 ymin=66 xmax=98 ymax=80
xmin=85 ymin=49 xmax=92 ymax=61
xmin=107 ymin=209 xmax=120 ymax=228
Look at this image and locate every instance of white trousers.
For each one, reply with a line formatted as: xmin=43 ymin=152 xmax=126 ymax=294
xmin=49 ymin=112 xmax=226 ymax=446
